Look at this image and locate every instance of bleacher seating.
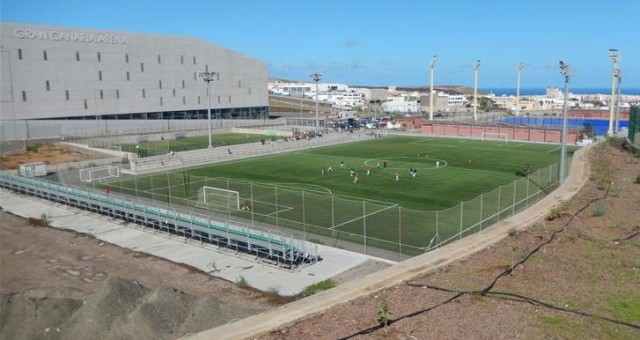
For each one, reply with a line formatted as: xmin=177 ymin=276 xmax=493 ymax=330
xmin=129 ymin=130 xmax=375 ymax=174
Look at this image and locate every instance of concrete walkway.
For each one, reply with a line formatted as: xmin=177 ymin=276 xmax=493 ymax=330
xmin=187 ymin=145 xmax=592 ymax=339
xmin=0 ymin=190 xmax=373 ymax=296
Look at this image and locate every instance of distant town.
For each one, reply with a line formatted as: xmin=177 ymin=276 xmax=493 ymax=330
xmin=268 ymin=79 xmax=640 ymax=116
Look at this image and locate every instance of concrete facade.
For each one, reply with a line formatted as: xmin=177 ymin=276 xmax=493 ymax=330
xmin=0 ymin=22 xmax=268 ymax=122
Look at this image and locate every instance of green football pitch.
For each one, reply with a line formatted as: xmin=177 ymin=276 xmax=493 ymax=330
xmin=183 ymin=136 xmax=569 ymax=210
xmin=108 ymin=136 xmax=574 ymax=255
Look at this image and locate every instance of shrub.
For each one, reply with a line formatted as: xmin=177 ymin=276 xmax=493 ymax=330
xmin=634 ymin=175 xmax=640 ymax=184
xmin=235 ymin=276 xmax=249 ymax=286
xmin=377 ymin=298 xmax=393 ymax=327
xmin=547 ymin=200 xmax=569 ymax=221
xmin=593 ymin=201 xmax=608 ymax=216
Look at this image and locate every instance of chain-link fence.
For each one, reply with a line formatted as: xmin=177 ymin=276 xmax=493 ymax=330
xmin=100 ymin=160 xmax=565 ymax=261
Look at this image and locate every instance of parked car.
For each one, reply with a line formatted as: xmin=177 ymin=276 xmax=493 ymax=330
xmin=575 ymin=139 xmax=594 ymax=146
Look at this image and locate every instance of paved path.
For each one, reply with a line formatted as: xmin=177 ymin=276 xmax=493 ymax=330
xmin=187 ymin=145 xmax=592 ymax=339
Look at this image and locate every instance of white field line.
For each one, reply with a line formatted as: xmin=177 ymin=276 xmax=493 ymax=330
xmin=330 ymin=203 xmax=399 ymax=231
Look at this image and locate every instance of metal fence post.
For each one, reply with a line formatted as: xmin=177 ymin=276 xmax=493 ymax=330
xmin=479 ymin=193 xmax=483 ymax=229
xmin=459 ymin=202 xmax=464 ymax=239
xmin=363 ymin=201 xmax=367 ymax=254
xmin=497 ymin=186 xmax=501 ymax=219
xmin=512 ymin=179 xmax=517 ymax=215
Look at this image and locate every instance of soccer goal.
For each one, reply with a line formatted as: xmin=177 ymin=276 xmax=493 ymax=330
xmin=197 ymin=186 xmax=240 ymax=213
xmin=481 ymin=132 xmax=508 ymax=143
xmin=79 ymin=165 xmax=120 ymax=182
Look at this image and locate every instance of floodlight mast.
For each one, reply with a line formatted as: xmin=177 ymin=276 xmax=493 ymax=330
xmin=199 ymin=65 xmax=219 ymax=149
xmin=607 ymin=49 xmax=620 ymax=136
xmin=473 ymin=60 xmax=481 ymax=121
xmin=515 ymin=62 xmax=524 ymax=116
xmin=429 ymin=55 xmax=436 ymax=121
xmin=559 ymin=61 xmax=571 ymax=184
xmin=614 ymin=69 xmax=623 ymax=133
xmin=310 ymin=72 xmax=323 ymax=134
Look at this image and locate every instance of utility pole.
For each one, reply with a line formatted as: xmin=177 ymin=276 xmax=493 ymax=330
xmin=199 ymin=65 xmax=219 ymax=149
xmin=429 ymin=55 xmax=436 ymax=121
xmin=473 ymin=60 xmax=481 ymax=121
xmin=559 ymin=61 xmax=571 ymax=184
xmin=310 ymin=72 xmax=323 ymax=134
xmin=515 ymin=62 xmax=524 ymax=116
xmin=607 ymin=49 xmax=620 ymax=136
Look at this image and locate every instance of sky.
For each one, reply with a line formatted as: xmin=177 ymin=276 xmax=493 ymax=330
xmin=2 ymin=0 xmax=639 ymax=90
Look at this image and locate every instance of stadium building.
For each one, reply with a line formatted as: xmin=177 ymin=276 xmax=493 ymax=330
xmin=0 ymin=22 xmax=268 ymax=138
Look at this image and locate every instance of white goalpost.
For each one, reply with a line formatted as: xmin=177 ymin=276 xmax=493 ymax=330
xmin=79 ymin=165 xmax=120 ymax=182
xmin=481 ymin=132 xmax=508 ymax=143
xmin=197 ymin=186 xmax=240 ymax=213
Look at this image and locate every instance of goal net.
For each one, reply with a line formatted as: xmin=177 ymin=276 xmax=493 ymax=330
xmin=481 ymin=132 xmax=508 ymax=142
xmin=197 ymin=186 xmax=240 ymax=213
xmin=79 ymin=165 xmax=120 ymax=182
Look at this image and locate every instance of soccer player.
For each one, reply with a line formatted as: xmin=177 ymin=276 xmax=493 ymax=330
xmin=321 ymin=167 xmax=326 ymax=175
xmin=340 ymin=161 xmax=345 ymax=169
xmin=366 ymin=165 xmax=372 ymax=176
xmin=383 ymin=161 xmax=387 ymax=170
xmin=353 ymin=172 xmax=359 ymax=184
xmin=395 ymin=171 xmax=400 ymax=182
xmin=328 ymin=162 xmax=333 ymax=172
xmin=350 ymin=167 xmax=355 ymax=177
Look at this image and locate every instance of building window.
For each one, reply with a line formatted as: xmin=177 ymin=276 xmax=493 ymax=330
xmin=183 ymin=96 xmax=186 ymax=105
xmin=126 ymin=71 xmax=130 ymax=81
xmin=65 ymin=90 xmax=70 ymax=100
xmin=116 ymin=89 xmax=120 ymax=99
xmin=45 ymin=80 xmax=50 ymax=91
xmin=43 ymin=50 xmax=47 ymax=61
xmin=159 ymin=80 xmax=162 ymax=89
xmin=193 ymin=56 xmax=196 ymax=65
xmin=160 ymin=97 xmax=163 ymax=106
xmin=157 ymin=54 xmax=161 ymax=64
xmin=97 ymin=52 xmax=101 ymax=62
xmin=84 ymin=99 xmax=88 ymax=109
xmin=238 ymin=80 xmax=241 ymax=88
xmin=22 ymin=91 xmax=27 ymax=102
xmin=248 ymin=87 xmax=251 ymax=95
xmin=76 ymin=52 xmax=80 ymax=62
xmin=125 ymin=53 xmax=129 ymax=63
xmin=181 ymin=55 xmax=184 ymax=64
xmin=182 ymin=80 xmax=185 ymax=89
xmin=172 ymin=88 xmax=176 ymax=97
xmin=98 ymin=71 xmax=103 ymax=81
xmin=18 ymin=49 xmax=22 ymax=60
xmin=142 ymin=89 xmax=146 ymax=98
xmin=198 ymin=96 xmax=201 ymax=105
xmin=100 ymin=90 xmax=104 ymax=99
xmin=193 ymin=72 xmax=197 ymax=81
xmin=140 ymin=62 xmax=144 ymax=72
xmin=217 ymin=95 xmax=221 ymax=104
xmin=228 ymin=95 xmax=231 ymax=103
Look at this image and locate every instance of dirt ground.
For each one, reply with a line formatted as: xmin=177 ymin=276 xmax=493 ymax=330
xmin=260 ymin=142 xmax=640 ymax=339
xmin=0 ymin=143 xmax=93 ymax=170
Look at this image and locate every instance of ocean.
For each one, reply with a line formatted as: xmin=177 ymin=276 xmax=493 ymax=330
xmin=483 ymin=88 xmax=640 ymax=96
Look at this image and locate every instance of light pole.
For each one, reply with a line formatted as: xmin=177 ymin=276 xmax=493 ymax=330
xmin=614 ymin=69 xmax=623 ymax=134
xmin=199 ymin=65 xmax=219 ymax=149
xmin=473 ymin=60 xmax=481 ymax=121
xmin=559 ymin=61 xmax=571 ymax=184
xmin=429 ymin=55 xmax=436 ymax=121
xmin=515 ymin=62 xmax=524 ymax=116
xmin=607 ymin=49 xmax=620 ymax=136
xmin=310 ymin=72 xmax=323 ymax=134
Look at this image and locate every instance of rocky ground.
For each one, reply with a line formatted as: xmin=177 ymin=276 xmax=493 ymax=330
xmin=260 ymin=141 xmax=640 ymax=339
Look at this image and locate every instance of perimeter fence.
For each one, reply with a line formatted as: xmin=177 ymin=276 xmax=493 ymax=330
xmin=100 ymin=160 xmax=567 ymax=261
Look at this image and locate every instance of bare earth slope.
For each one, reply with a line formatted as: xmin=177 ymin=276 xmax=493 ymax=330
xmin=0 ymin=211 xmax=285 ymax=340
xmin=259 ymin=142 xmax=640 ymax=339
